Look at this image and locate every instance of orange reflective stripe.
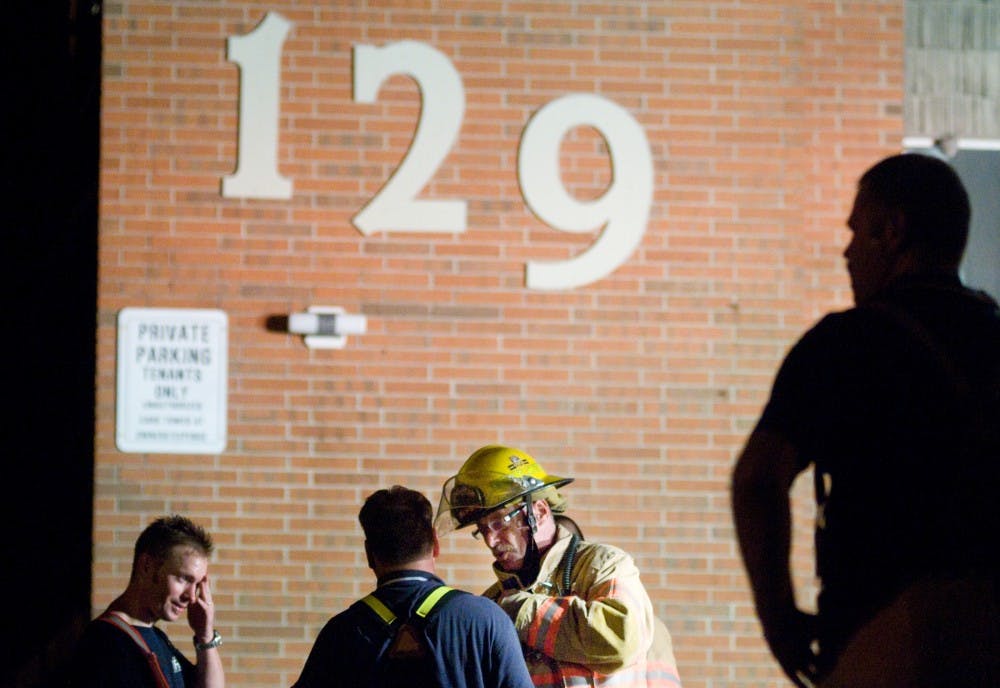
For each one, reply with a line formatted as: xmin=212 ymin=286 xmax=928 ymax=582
xmin=525 ymin=597 xmax=546 ymax=647
xmin=538 ymin=597 xmax=567 ymax=657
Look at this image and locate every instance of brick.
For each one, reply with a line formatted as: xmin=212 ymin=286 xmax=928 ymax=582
xmin=95 ymin=1 xmax=904 ymax=685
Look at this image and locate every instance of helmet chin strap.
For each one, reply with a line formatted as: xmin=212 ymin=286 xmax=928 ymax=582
xmin=518 ymin=534 xmax=542 ymax=587
xmin=519 ymin=494 xmax=543 ymax=585
xmin=523 ymin=494 xmax=538 ymax=533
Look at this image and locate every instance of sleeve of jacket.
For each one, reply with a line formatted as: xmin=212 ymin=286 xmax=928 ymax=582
xmin=502 ymin=543 xmax=655 ymax=673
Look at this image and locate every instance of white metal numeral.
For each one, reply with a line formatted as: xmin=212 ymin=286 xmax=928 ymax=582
xmin=518 ymin=94 xmax=653 ymax=290
xmin=351 ymin=41 xmax=467 ymax=235
xmin=222 ymin=29 xmax=652 ymax=288
xmin=222 ymin=12 xmax=293 ymax=200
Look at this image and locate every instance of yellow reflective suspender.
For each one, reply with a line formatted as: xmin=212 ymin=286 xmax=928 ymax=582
xmin=414 ymin=585 xmax=453 ymax=618
xmin=361 ymin=592 xmax=397 ymax=625
xmin=361 ymin=584 xmax=458 ymax=682
xmin=361 ymin=585 xmax=455 ymax=624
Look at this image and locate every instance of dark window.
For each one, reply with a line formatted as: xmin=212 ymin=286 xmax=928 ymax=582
xmin=906 ymin=146 xmax=1000 ymax=302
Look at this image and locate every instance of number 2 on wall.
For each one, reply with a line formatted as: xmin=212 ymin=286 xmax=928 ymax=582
xmin=222 ymin=12 xmax=653 ymax=290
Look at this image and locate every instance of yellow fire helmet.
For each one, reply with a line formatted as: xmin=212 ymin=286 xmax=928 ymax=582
xmin=435 ymin=444 xmax=573 ymax=535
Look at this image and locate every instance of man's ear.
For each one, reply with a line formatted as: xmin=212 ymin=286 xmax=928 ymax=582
xmin=431 ymin=531 xmax=440 ymax=559
xmin=533 ymin=498 xmax=551 ymax=522
xmin=364 ymin=541 xmax=376 ymax=570
xmin=137 ymin=552 xmax=154 ymax=575
xmin=135 ymin=552 xmax=159 ymax=584
xmin=883 ymin=209 xmax=908 ymax=254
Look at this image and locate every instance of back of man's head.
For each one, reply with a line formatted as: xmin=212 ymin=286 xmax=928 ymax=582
xmin=859 ymin=153 xmax=970 ymax=268
xmin=132 ymin=514 xmax=213 ymax=574
xmin=360 ymin=486 xmax=435 ymax=568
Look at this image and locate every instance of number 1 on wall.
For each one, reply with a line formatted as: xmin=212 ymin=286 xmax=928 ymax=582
xmin=221 ymin=12 xmax=293 ymax=200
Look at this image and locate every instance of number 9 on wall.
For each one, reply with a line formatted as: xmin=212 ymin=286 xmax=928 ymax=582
xmin=518 ymin=94 xmax=652 ymax=290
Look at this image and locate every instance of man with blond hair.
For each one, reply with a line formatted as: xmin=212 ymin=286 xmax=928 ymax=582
xmin=69 ymin=515 xmax=224 ymax=688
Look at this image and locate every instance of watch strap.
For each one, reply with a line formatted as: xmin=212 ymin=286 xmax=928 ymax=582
xmin=193 ymin=629 xmax=223 ymax=650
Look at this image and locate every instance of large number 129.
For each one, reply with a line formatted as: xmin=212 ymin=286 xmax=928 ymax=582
xmin=222 ymin=12 xmax=653 ymax=290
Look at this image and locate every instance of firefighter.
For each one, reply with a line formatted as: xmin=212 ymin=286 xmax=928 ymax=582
xmin=436 ymin=445 xmax=682 ymax=688
xmin=293 ymin=485 xmax=532 ymax=688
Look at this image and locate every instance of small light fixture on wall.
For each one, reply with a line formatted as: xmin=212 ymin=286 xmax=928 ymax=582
xmin=287 ymin=306 xmax=367 ymax=349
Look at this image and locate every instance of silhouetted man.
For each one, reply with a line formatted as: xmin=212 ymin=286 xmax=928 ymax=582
xmin=732 ymin=153 xmax=1000 ymax=686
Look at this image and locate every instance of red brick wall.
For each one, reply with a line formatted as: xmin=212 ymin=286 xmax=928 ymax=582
xmin=96 ymin=2 xmax=904 ymax=685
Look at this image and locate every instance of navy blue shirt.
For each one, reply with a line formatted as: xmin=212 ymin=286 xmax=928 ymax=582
xmin=68 ymin=618 xmax=195 ymax=688
xmin=292 ymin=571 xmax=532 ymax=688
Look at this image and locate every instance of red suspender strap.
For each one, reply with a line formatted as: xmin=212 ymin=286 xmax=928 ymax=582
xmin=98 ymin=612 xmax=172 ymax=688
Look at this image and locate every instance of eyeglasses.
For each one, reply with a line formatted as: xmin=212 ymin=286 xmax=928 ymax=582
xmin=472 ymin=504 xmax=527 ymax=540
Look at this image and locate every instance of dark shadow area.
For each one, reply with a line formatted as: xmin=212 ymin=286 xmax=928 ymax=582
xmin=4 ymin=1 xmax=101 ymax=686
xmin=265 ymin=314 xmax=291 ymax=332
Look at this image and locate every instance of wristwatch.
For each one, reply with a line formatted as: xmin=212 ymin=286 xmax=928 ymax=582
xmin=193 ymin=630 xmax=223 ymax=650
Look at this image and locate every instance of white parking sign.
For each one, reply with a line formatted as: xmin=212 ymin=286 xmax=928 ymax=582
xmin=116 ymin=308 xmax=228 ymax=454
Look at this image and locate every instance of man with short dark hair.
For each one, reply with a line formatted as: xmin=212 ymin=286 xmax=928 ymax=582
xmin=292 ymin=485 xmax=532 ymax=688
xmin=69 ymin=515 xmax=224 ymax=688
xmin=732 ymin=153 xmax=1000 ymax=686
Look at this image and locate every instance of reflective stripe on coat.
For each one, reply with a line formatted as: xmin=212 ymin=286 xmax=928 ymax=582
xmin=485 ymin=526 xmax=682 ymax=688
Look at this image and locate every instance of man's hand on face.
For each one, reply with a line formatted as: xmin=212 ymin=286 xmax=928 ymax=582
xmin=187 ymin=574 xmax=216 ymax=642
